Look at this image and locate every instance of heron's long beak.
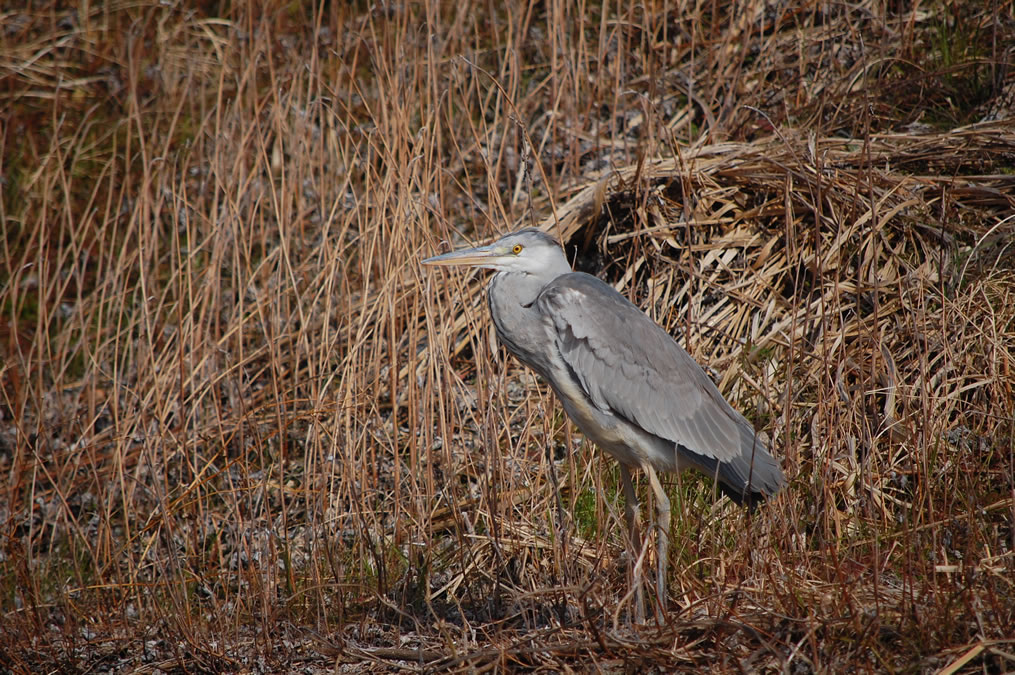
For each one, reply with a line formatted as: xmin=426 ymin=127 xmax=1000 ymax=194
xmin=421 ymin=243 xmax=507 ymax=268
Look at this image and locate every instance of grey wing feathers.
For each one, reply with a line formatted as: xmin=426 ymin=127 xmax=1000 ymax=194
xmin=538 ymin=272 xmax=783 ymax=498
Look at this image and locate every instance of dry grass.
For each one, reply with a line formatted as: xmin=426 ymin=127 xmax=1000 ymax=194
xmin=2 ymin=0 xmax=1014 ymax=671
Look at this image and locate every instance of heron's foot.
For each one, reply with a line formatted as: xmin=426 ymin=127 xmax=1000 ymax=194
xmin=613 ymin=546 xmax=648 ymax=626
xmin=631 ymin=542 xmax=652 ymax=624
xmin=633 ymin=575 xmax=646 ymax=625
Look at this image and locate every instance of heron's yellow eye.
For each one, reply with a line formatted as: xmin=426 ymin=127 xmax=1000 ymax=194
xmin=512 ymin=244 xmax=523 ymax=254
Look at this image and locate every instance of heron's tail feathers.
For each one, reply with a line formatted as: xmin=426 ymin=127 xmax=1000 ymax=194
xmin=714 ymin=420 xmax=785 ymax=509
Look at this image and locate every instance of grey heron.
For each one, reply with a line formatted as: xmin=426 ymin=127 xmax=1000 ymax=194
xmin=422 ymin=228 xmax=784 ymax=621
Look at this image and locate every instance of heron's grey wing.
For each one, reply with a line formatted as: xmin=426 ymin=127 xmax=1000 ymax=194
xmin=536 ymin=272 xmax=748 ymax=465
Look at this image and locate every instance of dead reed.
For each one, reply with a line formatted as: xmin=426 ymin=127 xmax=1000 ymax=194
xmin=1 ymin=0 xmax=1013 ymax=671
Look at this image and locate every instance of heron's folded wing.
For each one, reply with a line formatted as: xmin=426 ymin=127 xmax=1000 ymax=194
xmin=537 ymin=272 xmax=745 ymax=465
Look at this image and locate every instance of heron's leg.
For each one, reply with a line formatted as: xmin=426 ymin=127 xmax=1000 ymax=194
xmin=618 ymin=464 xmax=645 ymax=623
xmin=644 ymin=465 xmax=670 ymax=621
xmin=618 ymin=464 xmax=642 ymax=546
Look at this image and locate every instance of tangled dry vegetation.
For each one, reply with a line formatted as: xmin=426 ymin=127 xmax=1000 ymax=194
xmin=2 ymin=0 xmax=1014 ymax=672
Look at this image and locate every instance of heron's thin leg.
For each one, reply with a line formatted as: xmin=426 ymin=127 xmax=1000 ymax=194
xmin=645 ymin=465 xmax=670 ymax=621
xmin=619 ymin=465 xmax=642 ymax=545
xmin=618 ymin=464 xmax=645 ymax=623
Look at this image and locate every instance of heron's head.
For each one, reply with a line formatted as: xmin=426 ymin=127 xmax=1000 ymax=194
xmin=422 ymin=229 xmax=570 ymax=277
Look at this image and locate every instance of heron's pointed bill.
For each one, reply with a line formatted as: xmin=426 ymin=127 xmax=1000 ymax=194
xmin=421 ymin=243 xmax=509 ymax=269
